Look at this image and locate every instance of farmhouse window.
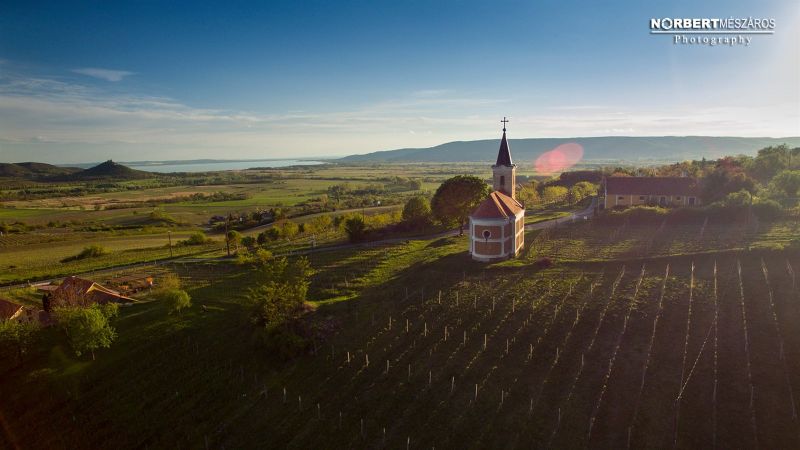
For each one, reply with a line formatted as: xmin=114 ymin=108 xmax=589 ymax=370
xmin=618 ymin=196 xmax=625 ymax=200
xmin=639 ymin=196 xmax=646 ymax=200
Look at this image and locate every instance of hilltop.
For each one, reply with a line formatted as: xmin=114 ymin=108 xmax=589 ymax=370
xmin=0 ymin=162 xmax=82 ymax=180
xmin=64 ymin=160 xmax=154 ymax=181
xmin=339 ymin=136 xmax=800 ymax=163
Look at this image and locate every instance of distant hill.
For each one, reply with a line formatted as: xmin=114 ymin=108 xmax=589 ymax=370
xmin=0 ymin=162 xmax=82 ymax=179
xmin=67 ymin=160 xmax=154 ymax=180
xmin=338 ymin=136 xmax=800 ymax=163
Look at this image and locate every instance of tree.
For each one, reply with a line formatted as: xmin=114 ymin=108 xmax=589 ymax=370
xmin=241 ymin=235 xmax=257 ymax=249
xmin=0 ymin=319 xmax=39 ymax=366
xmin=160 ymin=289 xmax=192 ymax=315
xmin=517 ymin=182 xmax=540 ymax=207
xmin=541 ymin=186 xmax=568 ymax=204
xmin=308 ymin=215 xmax=333 ymax=235
xmin=247 ymin=257 xmax=313 ymax=327
xmin=748 ymin=145 xmax=791 ymax=181
xmin=702 ymin=163 xmax=757 ymax=203
xmin=402 ymin=196 xmax=432 ymax=229
xmin=567 ymin=181 xmax=597 ymax=204
xmin=225 ymin=230 xmax=242 ymax=254
xmin=771 ymin=170 xmax=800 ymax=197
xmin=259 ymin=227 xmax=281 ymax=244
xmin=430 ymin=175 xmax=490 ymax=234
xmin=55 ymin=304 xmax=118 ymax=360
xmin=279 ymin=221 xmax=299 ymax=240
xmin=182 ymin=232 xmax=209 ymax=245
xmin=343 ymin=215 xmax=367 ymax=242
xmin=157 ymin=273 xmax=182 ymax=291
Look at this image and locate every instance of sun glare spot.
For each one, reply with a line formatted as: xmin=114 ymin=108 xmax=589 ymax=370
xmin=534 ymin=143 xmax=584 ymax=175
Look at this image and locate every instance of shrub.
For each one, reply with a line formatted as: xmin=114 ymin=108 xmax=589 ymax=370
xmin=752 ymin=199 xmax=784 ymax=221
xmin=402 ymin=196 xmax=432 ymax=230
xmin=181 ymin=232 xmax=209 ymax=245
xmin=60 ymin=245 xmax=109 ymax=263
xmin=156 ymin=273 xmax=182 ymax=291
xmin=160 ymin=289 xmax=191 ymax=315
xmin=343 ymin=215 xmax=367 ymax=242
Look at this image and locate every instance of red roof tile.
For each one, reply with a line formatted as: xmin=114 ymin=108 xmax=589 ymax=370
xmin=53 ymin=276 xmax=135 ymax=306
xmin=0 ymin=298 xmax=23 ymax=320
xmin=605 ymin=177 xmax=701 ymax=196
xmin=471 ymin=191 xmax=524 ymax=219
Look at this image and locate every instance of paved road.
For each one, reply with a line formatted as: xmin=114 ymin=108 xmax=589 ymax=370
xmin=1 ymin=199 xmax=597 ymax=290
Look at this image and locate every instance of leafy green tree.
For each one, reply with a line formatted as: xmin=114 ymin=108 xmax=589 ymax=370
xmin=541 ymin=186 xmax=568 ymax=204
xmin=55 ymin=304 xmax=118 ymax=360
xmin=702 ymin=164 xmax=757 ymax=203
xmin=430 ymin=175 xmax=490 ymax=234
xmin=279 ymin=221 xmax=299 ymax=240
xmin=160 ymin=289 xmax=192 ymax=315
xmin=308 ymin=214 xmax=333 ymax=235
xmin=226 ymin=230 xmax=242 ymax=253
xmin=771 ymin=170 xmax=800 ymax=197
xmin=247 ymin=257 xmax=313 ymax=327
xmin=0 ymin=319 xmax=40 ymax=366
xmin=183 ymin=232 xmax=209 ymax=245
xmin=157 ymin=273 xmax=182 ymax=291
xmin=748 ymin=145 xmax=791 ymax=181
xmin=517 ymin=182 xmax=540 ymax=207
xmin=567 ymin=181 xmax=597 ymax=204
xmin=259 ymin=227 xmax=281 ymax=244
xmin=402 ymin=196 xmax=432 ymax=229
xmin=343 ymin=215 xmax=367 ymax=242
xmin=241 ymin=235 xmax=257 ymax=249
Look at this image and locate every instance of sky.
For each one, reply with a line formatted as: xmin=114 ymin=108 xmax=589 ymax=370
xmin=0 ymin=0 xmax=798 ymax=164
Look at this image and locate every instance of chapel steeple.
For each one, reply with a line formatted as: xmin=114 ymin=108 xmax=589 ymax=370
xmin=492 ymin=117 xmax=517 ymax=198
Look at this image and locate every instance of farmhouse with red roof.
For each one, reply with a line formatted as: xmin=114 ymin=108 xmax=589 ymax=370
xmin=468 ymin=120 xmax=525 ymax=262
xmin=50 ymin=276 xmax=136 ymax=308
xmin=604 ymin=176 xmax=702 ymax=209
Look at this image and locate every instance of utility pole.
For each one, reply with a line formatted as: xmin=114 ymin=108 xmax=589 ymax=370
xmin=225 ymin=215 xmax=231 ymax=257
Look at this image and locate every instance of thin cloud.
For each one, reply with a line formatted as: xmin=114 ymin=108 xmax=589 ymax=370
xmin=72 ymin=67 xmax=134 ymax=82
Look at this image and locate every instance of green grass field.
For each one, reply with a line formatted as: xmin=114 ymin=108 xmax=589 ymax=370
xmin=2 ymin=225 xmax=799 ymax=448
xmin=0 ymin=231 xmax=221 ymax=284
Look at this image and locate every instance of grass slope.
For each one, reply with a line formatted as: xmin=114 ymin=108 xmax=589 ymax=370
xmin=1 ymin=232 xmax=799 ymax=449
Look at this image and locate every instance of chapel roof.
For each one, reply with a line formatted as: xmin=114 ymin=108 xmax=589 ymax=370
xmin=471 ymin=191 xmax=524 ymax=219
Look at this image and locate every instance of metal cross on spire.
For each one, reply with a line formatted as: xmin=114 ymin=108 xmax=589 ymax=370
xmin=501 ymin=117 xmax=509 ymax=132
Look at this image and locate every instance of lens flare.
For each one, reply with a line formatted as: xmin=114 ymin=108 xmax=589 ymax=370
xmin=534 ymin=143 xmax=584 ymax=175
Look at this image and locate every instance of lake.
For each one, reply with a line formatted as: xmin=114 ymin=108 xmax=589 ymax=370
xmin=126 ymin=159 xmax=327 ymax=173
